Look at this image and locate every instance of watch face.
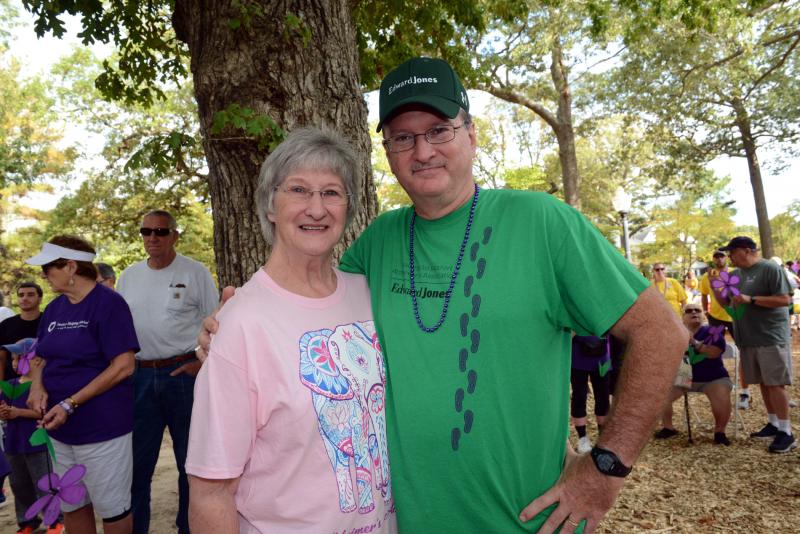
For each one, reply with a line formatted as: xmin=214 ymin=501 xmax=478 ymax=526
xmin=597 ymin=453 xmax=615 ymax=472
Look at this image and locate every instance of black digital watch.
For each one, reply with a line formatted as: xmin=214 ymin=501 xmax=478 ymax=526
xmin=590 ymin=446 xmax=632 ymax=478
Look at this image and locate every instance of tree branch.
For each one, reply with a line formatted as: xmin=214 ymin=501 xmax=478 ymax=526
xmin=482 ymin=84 xmax=560 ymax=130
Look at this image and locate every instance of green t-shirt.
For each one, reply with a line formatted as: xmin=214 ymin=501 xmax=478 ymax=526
xmin=731 ymin=259 xmax=791 ymax=346
xmin=340 ymin=188 xmax=648 ymax=532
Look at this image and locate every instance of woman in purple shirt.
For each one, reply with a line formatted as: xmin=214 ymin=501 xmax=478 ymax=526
xmin=26 ymin=235 xmax=140 ymax=534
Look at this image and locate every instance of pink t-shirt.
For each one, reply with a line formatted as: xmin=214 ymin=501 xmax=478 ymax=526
xmin=187 ymin=269 xmax=396 ymax=534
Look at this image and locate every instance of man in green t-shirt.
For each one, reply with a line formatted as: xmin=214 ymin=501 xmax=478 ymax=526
xmin=716 ymin=236 xmax=795 ymax=454
xmin=200 ymin=58 xmax=687 ymax=532
xmin=340 ymin=56 xmax=688 ymax=534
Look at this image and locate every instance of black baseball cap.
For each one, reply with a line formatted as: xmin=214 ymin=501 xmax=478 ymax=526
xmin=377 ymin=57 xmax=469 ymax=132
xmin=719 ymin=236 xmax=758 ymax=251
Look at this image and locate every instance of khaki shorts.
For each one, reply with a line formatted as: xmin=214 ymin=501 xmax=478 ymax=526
xmin=51 ymin=432 xmax=132 ymax=519
xmin=740 ymin=344 xmax=793 ymax=386
xmin=690 ymin=377 xmax=733 ymax=393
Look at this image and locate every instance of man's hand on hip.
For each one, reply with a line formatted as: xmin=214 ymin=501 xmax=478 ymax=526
xmin=171 ymin=360 xmax=203 ymax=377
xmin=518 ymin=453 xmax=624 ymax=533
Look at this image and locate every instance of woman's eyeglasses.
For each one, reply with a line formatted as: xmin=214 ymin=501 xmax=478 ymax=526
xmin=140 ymin=227 xmax=173 ymax=237
xmin=41 ymin=260 xmax=69 ymax=274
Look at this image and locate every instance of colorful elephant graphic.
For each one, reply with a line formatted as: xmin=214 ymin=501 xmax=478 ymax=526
xmin=299 ymin=321 xmax=391 ymax=514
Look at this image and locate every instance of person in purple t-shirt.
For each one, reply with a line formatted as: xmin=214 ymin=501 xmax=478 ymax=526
xmin=0 ymin=348 xmax=65 ymax=533
xmin=25 ymin=235 xmax=140 ymax=534
xmin=571 ymin=335 xmax=612 ymax=454
xmin=654 ymin=303 xmax=732 ymax=445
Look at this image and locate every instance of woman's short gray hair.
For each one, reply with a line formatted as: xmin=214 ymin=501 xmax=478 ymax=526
xmin=255 ymin=127 xmax=360 ymax=245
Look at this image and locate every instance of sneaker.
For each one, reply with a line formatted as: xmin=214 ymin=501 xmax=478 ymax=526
xmin=750 ymin=423 xmax=779 ymax=440
xmin=768 ymin=431 xmax=798 ymax=454
xmin=47 ymin=523 xmax=65 ymax=534
xmin=576 ymin=436 xmax=592 ymax=454
xmin=654 ymin=427 xmax=679 ymax=439
xmin=737 ymin=393 xmax=750 ymax=409
xmin=714 ymin=432 xmax=731 ymax=446
xmin=16 ymin=527 xmax=36 ymax=534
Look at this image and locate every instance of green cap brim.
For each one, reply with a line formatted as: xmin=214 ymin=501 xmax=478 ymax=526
xmin=377 ymin=96 xmax=463 ymax=132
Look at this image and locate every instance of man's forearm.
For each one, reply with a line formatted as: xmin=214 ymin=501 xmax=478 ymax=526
xmin=602 ymin=287 xmax=687 ymax=466
xmin=746 ymin=294 xmax=792 ymax=308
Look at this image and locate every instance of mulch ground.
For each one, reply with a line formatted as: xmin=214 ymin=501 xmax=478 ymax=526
xmin=1 ymin=335 xmax=797 ymax=533
xmin=596 ymin=333 xmax=800 ymax=533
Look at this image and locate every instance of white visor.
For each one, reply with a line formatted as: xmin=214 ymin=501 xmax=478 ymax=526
xmin=26 ymin=243 xmax=96 ymax=265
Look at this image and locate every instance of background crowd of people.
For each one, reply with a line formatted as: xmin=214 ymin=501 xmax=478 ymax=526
xmin=571 ymin=241 xmax=798 ymax=456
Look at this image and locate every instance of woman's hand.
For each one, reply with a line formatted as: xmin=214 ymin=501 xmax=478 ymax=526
xmin=27 ymin=383 xmax=48 ymax=415
xmin=42 ymin=403 xmax=69 ymax=431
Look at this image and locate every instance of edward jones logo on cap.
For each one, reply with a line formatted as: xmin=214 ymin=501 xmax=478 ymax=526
xmin=387 ymin=75 xmax=439 ymax=95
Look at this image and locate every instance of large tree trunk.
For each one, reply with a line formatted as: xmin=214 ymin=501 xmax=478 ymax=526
xmin=173 ymin=0 xmax=376 ymax=287
xmin=732 ymin=98 xmax=773 ymax=258
xmin=550 ymin=40 xmax=581 ymax=209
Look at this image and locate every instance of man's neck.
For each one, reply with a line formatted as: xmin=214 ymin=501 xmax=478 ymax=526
xmin=19 ymin=309 xmax=41 ymax=321
xmin=412 ymin=181 xmax=477 ymax=220
xmin=148 ymin=250 xmax=178 ymax=270
xmin=739 ymin=256 xmax=761 ymax=269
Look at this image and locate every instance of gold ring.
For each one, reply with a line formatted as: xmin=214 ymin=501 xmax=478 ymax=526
xmin=566 ymin=518 xmax=580 ymax=528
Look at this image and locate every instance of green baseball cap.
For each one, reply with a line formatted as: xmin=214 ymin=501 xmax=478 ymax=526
xmin=377 ymin=57 xmax=469 ymax=132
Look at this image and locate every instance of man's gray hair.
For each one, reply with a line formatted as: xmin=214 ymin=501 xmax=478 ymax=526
xmin=142 ymin=210 xmax=178 ymax=231
xmin=96 ymin=262 xmax=116 ymax=280
xmin=255 ymin=127 xmax=360 ymax=245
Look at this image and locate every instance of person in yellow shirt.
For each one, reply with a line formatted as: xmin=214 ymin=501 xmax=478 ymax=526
xmin=683 ymin=270 xmax=700 ymax=303
xmin=652 ymin=263 xmax=687 ymax=315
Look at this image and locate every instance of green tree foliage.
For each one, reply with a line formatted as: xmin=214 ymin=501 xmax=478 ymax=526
xmin=771 ymin=201 xmax=800 ymax=262
xmin=606 ymin=0 xmax=800 ymax=257
xmin=43 ymin=48 xmax=213 ymax=274
xmin=0 ymin=46 xmax=75 ymax=188
xmin=635 ymin=193 xmax=738 ymax=273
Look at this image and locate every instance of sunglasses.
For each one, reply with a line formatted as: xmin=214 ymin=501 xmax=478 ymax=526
xmin=140 ymin=227 xmax=173 ymax=237
xmin=684 ymin=309 xmax=703 ymax=314
xmin=653 ymin=268 xmax=665 ymax=271
xmin=41 ymin=260 xmax=69 ymax=274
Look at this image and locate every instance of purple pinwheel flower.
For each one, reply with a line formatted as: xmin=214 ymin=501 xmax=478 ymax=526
xmin=25 ymin=464 xmax=87 ymax=525
xmin=703 ymin=325 xmax=725 ymax=345
xmin=711 ymin=271 xmax=740 ymax=299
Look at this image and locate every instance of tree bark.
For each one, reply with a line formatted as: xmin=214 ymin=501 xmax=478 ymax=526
xmin=173 ymin=0 xmax=375 ymax=287
xmin=550 ymin=39 xmax=581 ymax=209
xmin=732 ymin=97 xmax=773 ymax=258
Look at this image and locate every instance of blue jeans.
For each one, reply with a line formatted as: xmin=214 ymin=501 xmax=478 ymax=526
xmin=131 ymin=362 xmax=195 ymax=534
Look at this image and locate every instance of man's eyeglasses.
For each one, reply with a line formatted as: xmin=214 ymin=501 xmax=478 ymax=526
xmin=653 ymin=267 xmax=665 ymax=271
xmin=140 ymin=227 xmax=173 ymax=237
xmin=382 ymin=122 xmax=470 ymax=153
xmin=274 ymin=185 xmax=350 ymax=206
xmin=684 ymin=309 xmax=703 ymax=314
